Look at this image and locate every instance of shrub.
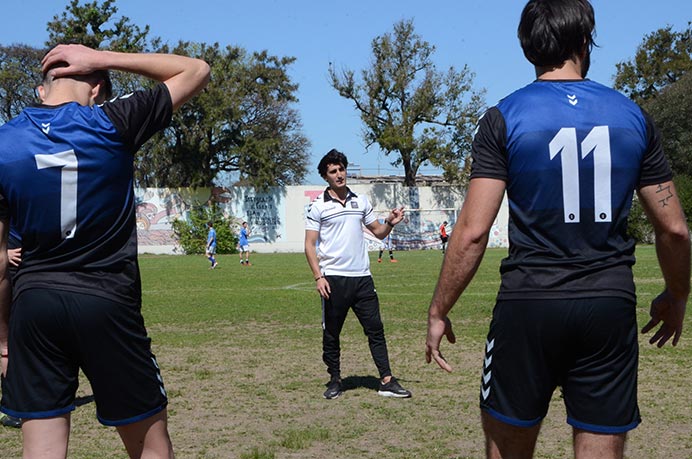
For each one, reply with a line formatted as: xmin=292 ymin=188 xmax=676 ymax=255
xmin=172 ymin=204 xmax=238 ymax=254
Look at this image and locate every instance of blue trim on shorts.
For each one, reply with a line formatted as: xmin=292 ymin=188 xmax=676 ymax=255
xmin=567 ymin=416 xmax=640 ymax=434
xmin=1 ymin=404 xmax=75 ymax=420
xmin=483 ymin=407 xmax=543 ymax=428
xmin=97 ymin=402 xmax=167 ymax=427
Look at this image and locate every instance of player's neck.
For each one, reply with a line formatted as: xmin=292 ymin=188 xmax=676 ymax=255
xmin=535 ymin=59 xmax=583 ymax=81
xmin=328 ymin=186 xmax=348 ymax=202
xmin=40 ymin=82 xmax=93 ymax=107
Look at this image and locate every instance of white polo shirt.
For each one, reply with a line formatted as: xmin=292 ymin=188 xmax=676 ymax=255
xmin=305 ymin=188 xmax=377 ymax=276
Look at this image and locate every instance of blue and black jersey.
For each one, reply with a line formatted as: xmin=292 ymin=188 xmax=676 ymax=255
xmin=0 ymin=83 xmax=173 ymax=304
xmin=471 ymin=79 xmax=672 ymax=301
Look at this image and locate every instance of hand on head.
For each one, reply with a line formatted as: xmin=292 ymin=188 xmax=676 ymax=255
xmin=42 ymin=44 xmax=102 ymax=79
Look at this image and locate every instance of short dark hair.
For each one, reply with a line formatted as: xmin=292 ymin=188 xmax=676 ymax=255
xmin=317 ymin=149 xmax=348 ymax=178
xmin=518 ymin=0 xmax=596 ymax=68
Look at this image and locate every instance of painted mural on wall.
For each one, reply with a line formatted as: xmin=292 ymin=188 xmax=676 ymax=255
xmin=211 ymin=187 xmax=286 ymax=244
xmin=135 ymin=189 xmax=189 ymax=249
xmin=135 ymin=186 xmax=508 ymax=253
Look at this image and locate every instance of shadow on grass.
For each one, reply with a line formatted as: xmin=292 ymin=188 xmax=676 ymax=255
xmin=341 ymin=375 xmax=380 ymax=392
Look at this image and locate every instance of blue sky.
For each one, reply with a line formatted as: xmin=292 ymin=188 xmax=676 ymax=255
xmin=1 ymin=1 xmax=690 ymax=184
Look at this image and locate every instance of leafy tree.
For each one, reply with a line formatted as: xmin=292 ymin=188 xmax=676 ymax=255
xmin=46 ymin=0 xmax=149 ymax=52
xmin=46 ymin=0 xmax=152 ymax=96
xmin=171 ymin=204 xmax=237 ymax=255
xmin=0 ymin=45 xmax=43 ymax=123
xmin=1 ymin=0 xmax=309 ymax=189
xmin=137 ymin=41 xmax=310 ymax=189
xmin=641 ymin=71 xmax=692 ymax=177
xmin=614 ymin=23 xmax=692 ymax=104
xmin=330 ymin=19 xmax=485 ymax=186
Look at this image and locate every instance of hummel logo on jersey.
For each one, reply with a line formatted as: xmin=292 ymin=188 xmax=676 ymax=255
xmin=41 ymin=123 xmax=51 ymax=134
xmin=350 ymin=201 xmax=359 ymax=209
xmin=567 ymin=94 xmax=578 ymax=106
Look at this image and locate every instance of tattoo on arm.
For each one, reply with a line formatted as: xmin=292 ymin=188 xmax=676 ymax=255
xmin=656 ymin=184 xmax=674 ymax=208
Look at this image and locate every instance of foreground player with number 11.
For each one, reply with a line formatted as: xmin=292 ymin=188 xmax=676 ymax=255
xmin=425 ymin=1 xmax=690 ymax=458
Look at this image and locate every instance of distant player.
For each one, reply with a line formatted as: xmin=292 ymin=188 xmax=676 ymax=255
xmin=238 ymin=221 xmax=251 ymax=266
xmin=439 ymin=221 xmax=448 ymax=253
xmin=0 ymin=44 xmax=209 ymax=458
xmin=206 ymin=221 xmax=218 ymax=269
xmin=378 ymin=231 xmax=397 ymax=263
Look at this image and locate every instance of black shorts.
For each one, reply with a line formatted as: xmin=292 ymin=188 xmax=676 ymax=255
xmin=479 ymin=297 xmax=640 ymax=434
xmin=1 ymin=288 xmax=168 ymax=426
xmin=440 ymin=236 xmax=448 ymax=243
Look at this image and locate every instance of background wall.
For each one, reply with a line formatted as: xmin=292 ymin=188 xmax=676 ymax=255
xmin=135 ymin=185 xmax=509 ymax=254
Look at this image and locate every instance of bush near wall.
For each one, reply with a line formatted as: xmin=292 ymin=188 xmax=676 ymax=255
xmin=172 ymin=205 xmax=238 ymax=254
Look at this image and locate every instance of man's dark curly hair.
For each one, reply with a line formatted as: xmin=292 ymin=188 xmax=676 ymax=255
xmin=317 ymin=149 xmax=349 ymax=178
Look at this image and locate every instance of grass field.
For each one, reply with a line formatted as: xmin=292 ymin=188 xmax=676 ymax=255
xmin=0 ymin=247 xmax=690 ymax=458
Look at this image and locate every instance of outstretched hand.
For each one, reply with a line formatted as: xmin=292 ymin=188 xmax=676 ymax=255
xmin=426 ymin=316 xmax=457 ymax=372
xmin=41 ymin=44 xmax=103 ymax=78
xmin=641 ymin=289 xmax=686 ymax=347
xmin=388 ymin=206 xmax=405 ymax=225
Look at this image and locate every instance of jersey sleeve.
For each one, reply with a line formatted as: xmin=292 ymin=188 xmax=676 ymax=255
xmin=470 ymin=107 xmax=508 ymax=181
xmin=101 ymin=83 xmax=173 ymax=152
xmin=305 ymin=200 xmax=321 ymax=232
xmin=362 ymin=195 xmax=377 ymax=226
xmin=638 ymin=109 xmax=673 ymax=187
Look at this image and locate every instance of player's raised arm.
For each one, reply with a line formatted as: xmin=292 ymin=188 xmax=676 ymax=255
xmin=42 ymin=44 xmax=210 ymax=110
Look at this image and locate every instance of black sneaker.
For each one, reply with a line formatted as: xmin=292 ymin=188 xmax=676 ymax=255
xmin=378 ymin=377 xmax=411 ymax=398
xmin=323 ymin=379 xmax=343 ymax=400
xmin=0 ymin=414 xmax=21 ymax=428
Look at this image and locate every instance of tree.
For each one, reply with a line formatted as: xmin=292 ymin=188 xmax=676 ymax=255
xmin=330 ymin=19 xmax=485 ymax=186
xmin=137 ymin=42 xmax=310 ymax=189
xmin=46 ymin=0 xmax=153 ymax=96
xmin=0 ymin=0 xmax=309 ymax=189
xmin=642 ymin=71 xmax=692 ymax=177
xmin=0 ymin=0 xmax=152 ymax=125
xmin=46 ymin=0 xmax=150 ymax=52
xmin=0 ymin=45 xmax=43 ymax=123
xmin=614 ymin=23 xmax=692 ymax=104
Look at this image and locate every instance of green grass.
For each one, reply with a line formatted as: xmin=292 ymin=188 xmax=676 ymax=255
xmin=0 ymin=247 xmax=690 ymax=458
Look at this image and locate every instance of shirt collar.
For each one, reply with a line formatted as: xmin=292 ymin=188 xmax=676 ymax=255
xmin=323 ymin=187 xmax=357 ymax=202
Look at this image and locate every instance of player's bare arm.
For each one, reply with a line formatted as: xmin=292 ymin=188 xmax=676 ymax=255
xmin=305 ymin=229 xmax=330 ymax=299
xmin=426 ymin=178 xmax=505 ymax=371
xmin=367 ymin=206 xmax=405 ymax=239
xmin=637 ymin=180 xmax=690 ymax=347
xmin=0 ymin=217 xmax=10 ymax=376
xmin=42 ymin=44 xmax=210 ymax=110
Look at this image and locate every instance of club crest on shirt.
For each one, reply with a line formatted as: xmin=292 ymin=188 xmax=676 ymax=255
xmin=350 ymin=201 xmax=359 ymax=209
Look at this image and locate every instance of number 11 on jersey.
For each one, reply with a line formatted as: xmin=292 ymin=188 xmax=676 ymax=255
xmin=549 ymin=126 xmax=612 ymax=224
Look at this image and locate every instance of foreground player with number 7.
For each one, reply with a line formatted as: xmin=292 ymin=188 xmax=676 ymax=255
xmin=425 ymin=1 xmax=690 ymax=459
xmin=0 ymin=44 xmax=209 ymax=458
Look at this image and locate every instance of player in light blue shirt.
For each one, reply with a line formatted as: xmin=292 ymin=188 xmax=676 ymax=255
xmin=206 ymin=222 xmax=218 ymax=269
xmin=238 ymin=221 xmax=251 ymax=266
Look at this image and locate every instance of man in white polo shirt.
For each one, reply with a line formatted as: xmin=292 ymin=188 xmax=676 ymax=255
xmin=305 ymin=149 xmax=411 ymax=400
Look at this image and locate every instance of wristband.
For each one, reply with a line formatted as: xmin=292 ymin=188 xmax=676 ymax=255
xmin=385 ymin=219 xmax=395 ymax=227
xmin=315 ymin=275 xmax=325 ymax=281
